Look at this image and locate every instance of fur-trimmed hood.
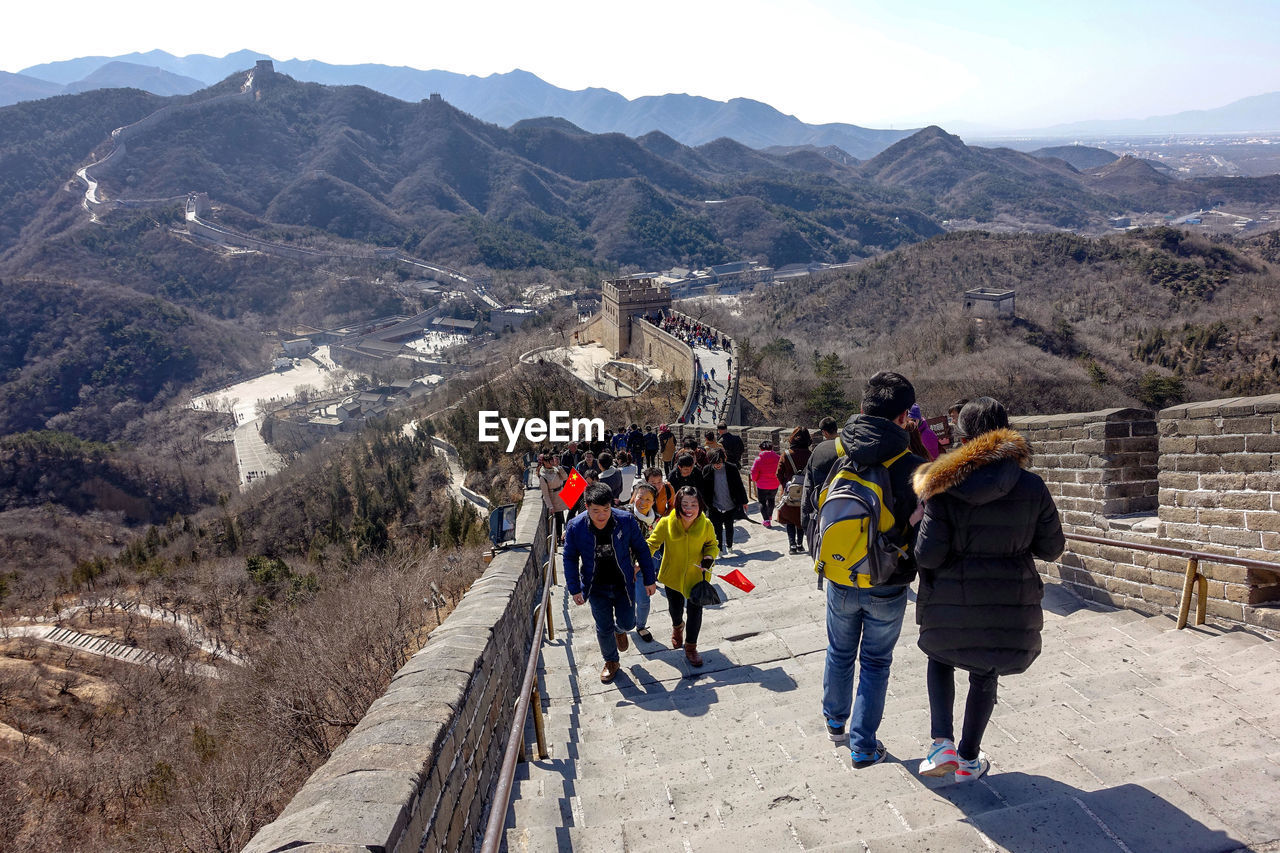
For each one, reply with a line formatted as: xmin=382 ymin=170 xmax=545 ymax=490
xmin=912 ymin=428 xmax=1032 ymax=504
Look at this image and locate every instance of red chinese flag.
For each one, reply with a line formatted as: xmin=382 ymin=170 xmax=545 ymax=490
xmin=558 ymin=468 xmax=587 ymax=507
xmin=717 ymin=569 xmax=755 ymax=593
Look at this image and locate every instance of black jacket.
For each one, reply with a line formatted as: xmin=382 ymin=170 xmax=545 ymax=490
xmin=912 ymin=428 xmax=1065 ymax=677
xmin=800 ymin=436 xmax=839 ymax=530
xmin=833 ymin=415 xmax=925 ymax=587
xmin=668 ymin=467 xmax=706 ymax=499
xmin=700 ymin=461 xmax=748 ymax=517
xmin=719 ymin=431 xmax=745 ymax=466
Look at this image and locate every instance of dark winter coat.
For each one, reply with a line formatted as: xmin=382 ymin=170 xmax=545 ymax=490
xmin=719 ymin=431 xmax=745 ymax=466
xmin=912 ymin=428 xmax=1065 ymax=677
xmin=800 ymin=437 xmax=839 ymax=530
xmin=700 ymin=461 xmax=748 ymax=517
xmin=833 ymin=415 xmax=925 ymax=587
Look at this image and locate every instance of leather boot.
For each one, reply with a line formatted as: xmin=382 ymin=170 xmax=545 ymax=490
xmin=684 ymin=643 xmax=703 ymax=667
xmin=672 ymin=622 xmax=684 ymax=650
xmin=600 ymin=661 xmax=620 ymax=684
xmin=615 ymin=632 xmax=629 ymax=652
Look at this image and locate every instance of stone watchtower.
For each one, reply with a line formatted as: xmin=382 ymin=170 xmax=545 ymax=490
xmin=963 ymin=287 xmax=1016 ymax=316
xmin=602 ymin=277 xmax=671 ymax=356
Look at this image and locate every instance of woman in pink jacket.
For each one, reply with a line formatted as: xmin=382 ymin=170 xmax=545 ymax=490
xmin=749 ymin=440 xmax=782 ymax=528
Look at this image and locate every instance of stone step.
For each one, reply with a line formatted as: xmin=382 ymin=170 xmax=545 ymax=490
xmin=502 ymin=824 xmax=623 ymax=852
xmin=802 ymin=784 xmax=1246 ymax=853
xmin=502 ymin=792 xmax=574 ymax=831
xmin=1046 ymin=605 xmax=1149 ymax=635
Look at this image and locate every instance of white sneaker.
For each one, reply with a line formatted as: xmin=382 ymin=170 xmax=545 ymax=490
xmin=918 ymin=739 xmax=960 ymax=777
xmin=721 ymin=547 xmax=734 ymax=558
xmin=954 ymin=753 xmax=990 ymax=782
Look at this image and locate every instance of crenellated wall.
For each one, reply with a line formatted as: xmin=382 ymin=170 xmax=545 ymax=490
xmin=242 ymin=494 xmax=548 ymax=853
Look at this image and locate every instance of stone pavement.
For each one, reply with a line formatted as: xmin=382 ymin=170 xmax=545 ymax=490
xmin=502 ymin=516 xmax=1280 ymax=852
xmin=688 ymin=343 xmax=731 ymax=426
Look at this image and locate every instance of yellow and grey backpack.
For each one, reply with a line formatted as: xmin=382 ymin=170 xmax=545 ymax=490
xmin=811 ymin=442 xmax=909 ymax=589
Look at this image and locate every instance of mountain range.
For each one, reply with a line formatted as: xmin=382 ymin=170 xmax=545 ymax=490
xmin=0 ymin=64 xmax=1276 ymax=447
xmin=7 ymin=50 xmax=915 ymax=160
xmin=2 ymin=67 xmax=1261 ymax=282
xmin=6 ymin=50 xmax=1280 ymax=155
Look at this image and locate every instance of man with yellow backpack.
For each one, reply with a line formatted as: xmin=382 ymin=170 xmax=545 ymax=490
xmin=809 ymin=372 xmax=926 ymax=768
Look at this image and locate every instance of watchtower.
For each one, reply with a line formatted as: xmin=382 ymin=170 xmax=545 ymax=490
xmin=963 ymin=287 xmax=1016 ymax=317
xmin=602 ymin=277 xmax=671 ymax=356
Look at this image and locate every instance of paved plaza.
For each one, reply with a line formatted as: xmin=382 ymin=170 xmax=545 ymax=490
xmin=541 ymin=344 xmax=665 ymax=399
xmin=191 ymin=346 xmax=346 ymax=425
xmin=503 ymin=516 xmax=1280 ymax=852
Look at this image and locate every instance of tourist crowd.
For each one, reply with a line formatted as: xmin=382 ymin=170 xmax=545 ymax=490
xmin=538 ymin=371 xmax=1064 ymax=783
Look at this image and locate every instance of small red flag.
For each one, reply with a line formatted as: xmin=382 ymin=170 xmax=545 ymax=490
xmin=717 ymin=569 xmax=755 ymax=593
xmin=558 ymin=468 xmax=586 ymax=507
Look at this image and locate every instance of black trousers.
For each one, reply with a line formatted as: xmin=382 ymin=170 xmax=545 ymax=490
xmin=707 ymin=506 xmax=736 ymax=549
xmin=927 ymin=657 xmax=998 ymax=761
xmin=756 ymin=487 xmax=777 ymax=522
xmin=666 ymin=587 xmax=703 ymax=645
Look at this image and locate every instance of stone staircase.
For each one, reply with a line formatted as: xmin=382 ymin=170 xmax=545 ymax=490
xmin=12 ymin=625 xmax=222 ymax=679
xmin=500 ymin=520 xmax=1280 ymax=852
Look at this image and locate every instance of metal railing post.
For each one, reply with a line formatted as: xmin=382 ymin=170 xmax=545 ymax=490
xmin=531 ymin=682 xmax=549 ymax=760
xmin=550 ymin=536 xmax=558 ymax=587
xmin=1196 ymin=575 xmax=1208 ymax=627
xmin=1177 ymin=557 xmax=1199 ymax=630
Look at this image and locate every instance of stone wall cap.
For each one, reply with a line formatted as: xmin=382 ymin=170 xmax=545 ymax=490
xmin=242 ymin=799 xmax=409 ymax=853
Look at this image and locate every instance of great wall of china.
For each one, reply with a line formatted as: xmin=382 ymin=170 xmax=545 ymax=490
xmin=243 ymin=389 xmax=1280 ymax=852
xmin=50 ymin=65 xmax=1280 ymax=851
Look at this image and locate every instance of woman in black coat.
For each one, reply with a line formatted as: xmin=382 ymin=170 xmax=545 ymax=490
xmin=910 ymin=397 xmax=1064 ymax=782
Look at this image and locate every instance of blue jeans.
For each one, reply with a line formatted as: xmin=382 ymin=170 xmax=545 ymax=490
xmin=589 ymin=583 xmax=636 ymax=663
xmin=822 ymin=582 xmax=909 ymax=755
xmin=634 ymin=571 xmax=651 ymax=631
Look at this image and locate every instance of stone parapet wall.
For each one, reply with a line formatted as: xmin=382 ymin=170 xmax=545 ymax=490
xmin=672 ymin=400 xmax=1280 ymax=630
xmin=1011 ymin=408 xmax=1159 ymax=526
xmin=242 ymin=494 xmax=548 ymax=853
xmin=629 ymin=320 xmax=696 ymax=418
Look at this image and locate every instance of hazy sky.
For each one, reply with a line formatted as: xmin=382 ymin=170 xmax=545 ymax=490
xmin=5 ymin=0 xmax=1279 ymax=130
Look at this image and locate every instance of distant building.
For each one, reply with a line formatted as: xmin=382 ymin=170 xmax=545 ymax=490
xmin=963 ymin=288 xmax=1016 ymax=317
xmin=431 ymin=317 xmax=480 ymax=335
xmin=1109 ymin=217 xmax=1131 ymax=229
xmin=282 ymin=338 xmax=314 ymax=357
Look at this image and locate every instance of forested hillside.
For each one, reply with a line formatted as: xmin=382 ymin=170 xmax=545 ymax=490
xmin=715 ymin=228 xmax=1280 ymax=424
xmin=0 ymin=412 xmax=488 ymax=853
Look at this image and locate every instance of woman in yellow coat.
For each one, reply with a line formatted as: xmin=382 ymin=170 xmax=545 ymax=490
xmin=647 ymin=485 xmax=719 ymax=667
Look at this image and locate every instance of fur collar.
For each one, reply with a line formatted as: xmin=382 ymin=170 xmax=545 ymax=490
xmin=912 ymin=428 xmax=1032 ymax=501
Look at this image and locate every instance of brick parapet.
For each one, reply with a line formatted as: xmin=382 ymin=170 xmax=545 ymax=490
xmin=727 ymin=401 xmax=1278 ymax=630
xmin=242 ymin=493 xmax=548 ymax=853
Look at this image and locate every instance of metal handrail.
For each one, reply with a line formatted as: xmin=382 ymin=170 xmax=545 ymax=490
xmin=1061 ymin=532 xmax=1280 ymax=630
xmin=479 ymin=515 xmax=557 ymax=853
